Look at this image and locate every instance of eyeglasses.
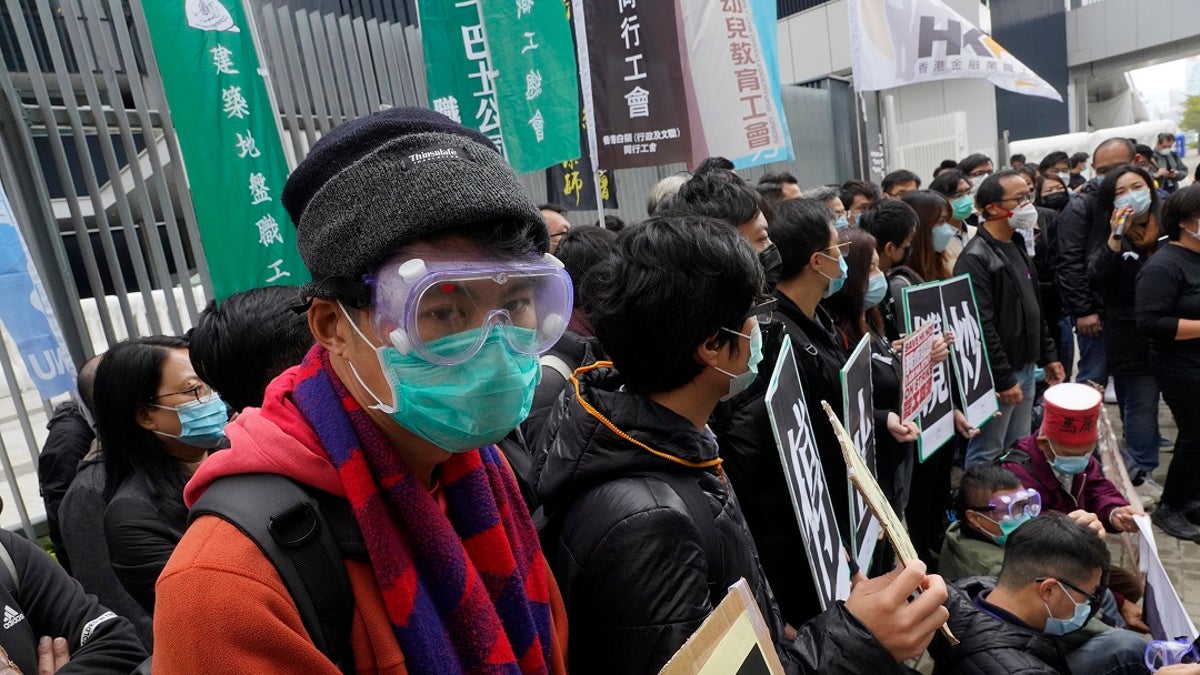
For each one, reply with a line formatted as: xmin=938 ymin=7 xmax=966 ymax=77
xmin=1036 ymin=576 xmax=1105 ymax=621
xmin=996 ymin=193 xmax=1032 ymax=205
xmin=150 ymin=382 xmax=214 ymax=404
xmin=742 ymin=298 xmax=777 ymax=325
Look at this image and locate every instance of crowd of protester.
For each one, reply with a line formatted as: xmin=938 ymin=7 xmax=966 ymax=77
xmin=19 ymin=106 xmax=1200 ymax=673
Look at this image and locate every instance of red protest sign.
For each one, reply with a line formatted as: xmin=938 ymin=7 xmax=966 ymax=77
xmin=900 ymin=321 xmax=936 ymax=423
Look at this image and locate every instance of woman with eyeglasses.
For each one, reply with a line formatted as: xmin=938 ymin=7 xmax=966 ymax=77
xmin=95 ymin=335 xmax=228 ymax=614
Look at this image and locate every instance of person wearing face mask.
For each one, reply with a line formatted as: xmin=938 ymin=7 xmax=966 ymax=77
xmin=858 ymin=201 xmax=920 ymax=341
xmin=1137 ymin=184 xmax=1200 ymax=543
xmin=901 ymin=190 xmax=956 ymax=282
xmin=840 ymin=178 xmax=878 ymax=228
xmin=153 ymin=108 xmax=571 ymax=674
xmin=1086 ymin=164 xmax=1165 ymax=501
xmin=957 ymin=153 xmax=994 ymax=191
xmin=954 ymin=171 xmax=1065 ymax=467
xmin=1031 ymin=173 xmax=1069 ymax=371
xmin=930 ymin=513 xmax=1149 ymax=675
xmin=939 ymin=465 xmax=1040 ymax=582
xmin=929 ymin=169 xmax=978 ymax=272
xmin=95 ymin=336 xmax=227 ymax=616
xmin=1153 ymin=132 xmax=1188 ymax=194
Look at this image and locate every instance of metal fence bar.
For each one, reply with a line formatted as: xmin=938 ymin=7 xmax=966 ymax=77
xmin=368 ymin=16 xmax=404 ymax=108
xmin=295 ymin=9 xmax=333 ymax=134
xmin=258 ymin=3 xmax=306 ymax=163
xmin=403 ymin=24 xmax=426 ymax=107
xmin=275 ymin=5 xmax=320 ymax=147
xmin=321 ymin=13 xmax=354 ymax=119
xmin=0 ymin=333 xmax=41 ymax=473
xmin=336 ymin=15 xmax=369 ymax=116
xmin=0 ymin=422 xmax=35 ymax=540
xmin=308 ymin=12 xmax=343 ymax=128
xmin=350 ymin=16 xmax=380 ymax=113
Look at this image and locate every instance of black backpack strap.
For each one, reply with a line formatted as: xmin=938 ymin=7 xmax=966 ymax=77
xmin=648 ymin=471 xmax=724 ymax=599
xmin=189 ymin=474 xmax=354 ymax=674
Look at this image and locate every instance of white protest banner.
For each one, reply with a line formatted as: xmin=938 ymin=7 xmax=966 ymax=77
xmin=765 ymin=335 xmax=851 ymax=610
xmin=940 ymin=275 xmax=999 ymax=429
xmin=900 ymin=321 xmax=936 ymax=423
xmin=901 ymin=280 xmax=956 ymax=461
xmin=659 ymin=579 xmax=786 ymax=675
xmin=1134 ymin=516 xmax=1198 ymax=643
xmin=840 ymin=335 xmax=880 ymax=570
xmin=848 ymin=0 xmax=1061 ymax=101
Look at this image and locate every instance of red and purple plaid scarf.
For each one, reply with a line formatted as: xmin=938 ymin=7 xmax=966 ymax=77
xmin=292 ymin=347 xmax=555 ymax=674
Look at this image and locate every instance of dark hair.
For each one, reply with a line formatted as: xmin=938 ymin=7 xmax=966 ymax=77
xmin=933 ymin=159 xmax=959 ymax=178
xmin=1014 ymin=165 xmax=1038 ymax=185
xmin=803 ymin=185 xmax=840 ymax=204
xmin=882 ymin=169 xmax=921 ymax=195
xmin=1134 ymin=144 xmax=1155 ymax=162
xmin=901 ymin=190 xmax=952 ymax=282
xmin=1094 ymin=164 xmax=1159 ymax=238
xmin=755 ymin=183 xmax=785 ymax=222
xmin=1009 ymin=154 xmax=1026 ymax=164
xmin=840 ymin=179 xmax=878 ymax=210
xmin=190 ymin=286 xmax=315 ymax=411
xmin=974 ymin=169 xmax=1022 ymax=211
xmin=858 ymin=200 xmax=917 ymax=250
xmin=997 ymin=512 xmax=1110 ymax=591
xmin=696 ymin=156 xmax=735 ymax=174
xmin=1037 ymin=151 xmax=1069 ymax=174
xmin=823 ymin=228 xmax=882 ymax=345
xmin=595 ymin=214 xmax=625 ymax=232
xmin=96 ymin=335 xmax=192 ymax=523
xmin=538 ymin=203 xmax=566 ymax=216
xmin=760 ymin=171 xmax=798 ymax=186
xmin=956 ymin=464 xmax=1021 ymax=524
xmin=583 ymin=216 xmax=761 ymax=395
xmin=1033 ymin=173 xmax=1069 ymax=208
xmin=957 ymin=153 xmax=992 ymax=175
xmin=1069 ymin=152 xmax=1089 ymax=169
xmin=773 ymin=198 xmax=837 ymax=282
xmin=555 ymin=225 xmax=617 ymax=312
xmin=929 ymin=170 xmax=969 ymax=198
xmin=77 ymin=354 xmax=103 ymax=417
xmin=1161 ymin=183 xmax=1200 ymax=241
xmin=672 ymin=163 xmax=762 ymax=227
xmin=1158 ymin=132 xmax=1176 ymax=145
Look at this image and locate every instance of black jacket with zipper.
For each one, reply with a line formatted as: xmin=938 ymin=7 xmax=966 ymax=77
xmin=534 ymin=364 xmax=906 ymax=675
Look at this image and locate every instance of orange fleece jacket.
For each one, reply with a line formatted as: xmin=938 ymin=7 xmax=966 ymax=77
xmin=152 ymin=515 xmax=569 ymax=674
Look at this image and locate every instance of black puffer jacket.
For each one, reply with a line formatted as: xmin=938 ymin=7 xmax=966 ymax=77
xmin=534 ymin=364 xmax=904 ymax=675
xmin=1087 ymin=222 xmax=1164 ymax=376
xmin=1055 ymin=181 xmax=1105 ymax=318
xmin=929 ymin=577 xmax=1068 ymax=674
xmin=102 ymin=472 xmax=187 ymax=614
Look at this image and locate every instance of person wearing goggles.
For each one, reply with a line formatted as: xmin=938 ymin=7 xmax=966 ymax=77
xmin=931 ymin=513 xmax=1148 ymax=674
xmin=154 ymin=108 xmax=570 ymax=674
xmin=940 ymin=465 xmax=1040 ymax=583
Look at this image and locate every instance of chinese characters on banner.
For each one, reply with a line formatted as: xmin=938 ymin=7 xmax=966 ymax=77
xmin=728 ymin=0 xmax=794 ymax=169
xmin=940 ymin=275 xmax=999 ymax=428
xmin=847 ymin=0 xmax=1062 ymax=101
xmin=578 ymin=0 xmax=693 ymax=168
xmin=679 ymin=0 xmax=790 ymax=166
xmin=899 ymin=321 xmax=936 ymax=424
xmin=545 ymin=158 xmax=617 ymax=212
xmin=141 ymin=0 xmax=308 ymax=300
xmin=479 ymin=0 xmax=580 ymax=172
xmin=902 ymin=280 xmax=957 ymax=461
xmin=840 ymin=335 xmax=881 ymax=571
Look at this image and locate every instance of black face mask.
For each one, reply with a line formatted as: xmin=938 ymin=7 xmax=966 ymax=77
xmin=758 ymin=244 xmax=782 ymax=289
xmin=1042 ymin=192 xmax=1069 ymax=212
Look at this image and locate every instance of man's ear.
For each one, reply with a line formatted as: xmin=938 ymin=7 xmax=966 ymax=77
xmin=309 ymin=298 xmax=351 ymax=356
xmin=694 ymin=332 xmax=724 ymax=369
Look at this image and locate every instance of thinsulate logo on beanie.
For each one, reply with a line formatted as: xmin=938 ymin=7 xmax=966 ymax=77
xmin=399 ymin=146 xmax=467 ymax=171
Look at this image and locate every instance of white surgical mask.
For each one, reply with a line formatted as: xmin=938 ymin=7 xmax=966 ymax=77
xmin=1009 ymin=202 xmax=1038 ymax=230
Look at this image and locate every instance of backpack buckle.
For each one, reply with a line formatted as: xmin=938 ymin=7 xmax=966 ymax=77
xmin=268 ymin=501 xmax=320 ymax=548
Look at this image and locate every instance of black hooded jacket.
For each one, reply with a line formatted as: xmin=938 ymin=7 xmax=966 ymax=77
xmin=533 ymin=364 xmax=904 ymax=675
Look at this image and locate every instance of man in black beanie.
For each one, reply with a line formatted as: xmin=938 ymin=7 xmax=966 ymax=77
xmin=153 ymin=107 xmax=572 ymax=673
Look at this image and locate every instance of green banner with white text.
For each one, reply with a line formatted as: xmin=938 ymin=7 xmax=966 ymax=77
xmin=141 ymin=0 xmax=307 ymax=300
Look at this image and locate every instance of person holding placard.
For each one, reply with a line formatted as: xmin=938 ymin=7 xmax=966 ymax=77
xmin=954 ymin=170 xmax=1065 ymax=467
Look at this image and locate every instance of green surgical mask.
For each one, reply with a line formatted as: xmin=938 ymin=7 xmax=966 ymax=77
xmin=342 ymin=304 xmax=541 ymax=452
xmin=951 ymin=194 xmax=974 ymax=220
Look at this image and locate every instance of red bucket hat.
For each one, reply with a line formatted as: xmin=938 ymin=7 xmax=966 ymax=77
xmin=1040 ymin=383 xmax=1102 ymax=447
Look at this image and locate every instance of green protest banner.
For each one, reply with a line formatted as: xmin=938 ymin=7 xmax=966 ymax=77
xmin=481 ymin=0 xmax=580 ymax=172
xmin=140 ymin=0 xmax=307 ymax=300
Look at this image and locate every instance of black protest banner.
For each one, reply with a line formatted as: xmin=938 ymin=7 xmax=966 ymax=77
xmin=940 ymin=275 xmax=999 ymax=429
xmin=902 ymin=280 xmax=956 ymax=461
xmin=840 ymin=335 xmax=879 ymax=570
xmin=545 ymin=158 xmax=618 ymax=212
xmin=765 ymin=335 xmax=851 ymax=610
xmin=580 ymin=0 xmax=693 ymax=168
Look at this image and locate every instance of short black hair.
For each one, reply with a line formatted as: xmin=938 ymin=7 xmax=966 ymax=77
xmin=957 ymin=153 xmax=993 ymax=175
xmin=583 ymin=216 xmax=762 ymax=395
xmin=882 ymin=169 xmax=921 ymax=195
xmin=760 ymin=171 xmax=799 ymax=186
xmin=840 ymin=179 xmax=878 ymax=209
xmin=929 ymin=170 xmax=968 ymax=197
xmin=538 ymin=203 xmax=566 ymax=216
xmin=672 ymin=162 xmax=762 ymax=227
xmin=1158 ymin=132 xmax=1176 ymax=145
xmin=1162 ymin=184 xmax=1200 ymax=241
xmin=772 ymin=198 xmax=836 ymax=282
xmin=1069 ymin=152 xmax=1089 ymax=168
xmin=997 ymin=512 xmax=1109 ymax=591
xmin=1010 ymin=154 xmax=1026 ymax=163
xmin=933 ymin=159 xmax=959 ymax=178
xmin=556 ymin=225 xmax=617 ymax=311
xmin=956 ymin=464 xmax=1021 ymax=523
xmin=975 ymin=169 xmax=1022 ymax=211
xmin=1134 ymin=144 xmax=1155 ymax=161
xmin=858 ymin=200 xmax=917 ymax=249
xmin=190 ymin=286 xmax=315 ymax=411
xmin=1037 ymin=151 xmax=1069 ymax=174
xmin=696 ymin=156 xmax=735 ymax=174
xmin=597 ymin=214 xmax=625 ymax=232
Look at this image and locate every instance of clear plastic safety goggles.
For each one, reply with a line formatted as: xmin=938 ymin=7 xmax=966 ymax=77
xmin=967 ymin=487 xmax=1042 ymax=522
xmin=365 ymin=253 xmax=574 ymax=366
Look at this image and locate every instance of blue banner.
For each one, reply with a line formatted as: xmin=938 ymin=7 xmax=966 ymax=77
xmin=0 ymin=184 xmax=75 ymax=400
xmin=732 ymin=0 xmax=794 ymax=169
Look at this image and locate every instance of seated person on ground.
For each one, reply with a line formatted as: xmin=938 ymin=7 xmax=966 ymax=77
xmin=939 ymin=464 xmax=1039 ymax=582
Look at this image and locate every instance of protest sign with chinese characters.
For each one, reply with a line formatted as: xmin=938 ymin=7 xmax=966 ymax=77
xmin=840 ymin=335 xmax=880 ymax=570
xmin=900 ymin=321 xmax=936 ymax=423
xmin=764 ymin=335 xmax=851 ymax=611
xmin=480 ymin=0 xmax=580 ymax=172
xmin=902 ymin=280 xmax=956 ymax=460
xmin=939 ymin=275 xmax=999 ymax=429
xmin=848 ymin=0 xmax=1061 ymax=101
xmin=141 ymin=0 xmax=308 ymax=299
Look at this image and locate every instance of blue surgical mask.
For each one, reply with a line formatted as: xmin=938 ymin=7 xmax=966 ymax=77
xmin=1114 ymin=188 xmax=1152 ymax=217
xmin=716 ymin=322 xmax=763 ymax=401
xmin=835 ymin=214 xmax=850 ymax=230
xmin=932 ymin=223 xmax=957 ymax=252
xmin=864 ymin=272 xmax=888 ymax=308
xmin=1047 ymin=439 xmax=1092 ymax=475
xmin=1042 ymin=582 xmax=1092 ymax=636
xmin=819 ymin=252 xmax=848 ymax=298
xmin=152 ymin=394 xmax=229 ymax=449
xmin=981 ymin=511 xmax=1033 ymax=546
xmin=342 ymin=304 xmax=540 ymax=452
